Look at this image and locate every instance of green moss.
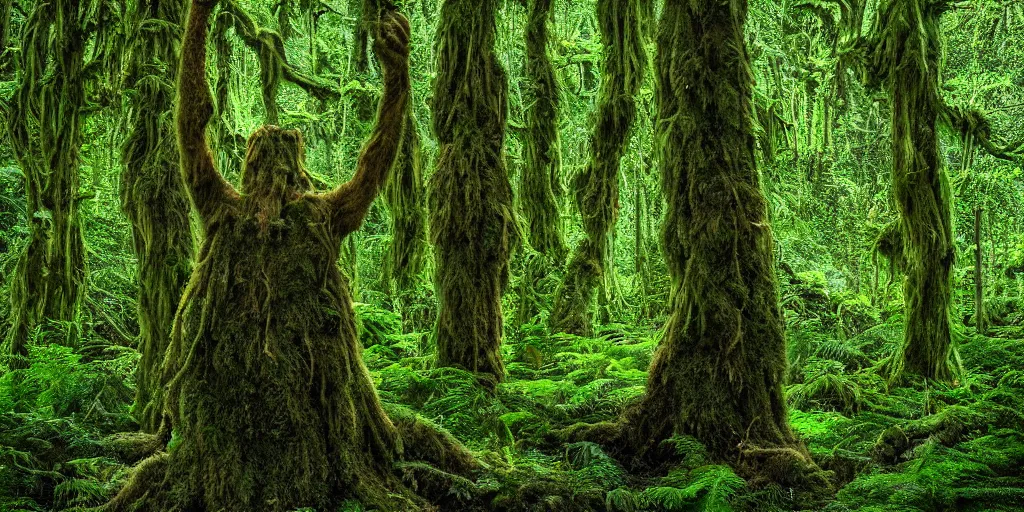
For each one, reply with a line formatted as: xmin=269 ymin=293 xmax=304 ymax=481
xmin=428 ymin=0 xmax=520 ymax=383
xmin=520 ymin=0 xmax=566 ymax=259
xmin=548 ymin=0 xmax=650 ymax=336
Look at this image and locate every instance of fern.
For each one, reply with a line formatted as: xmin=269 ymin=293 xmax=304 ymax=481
xmin=606 ymin=487 xmax=648 ymax=512
xmin=53 ymin=477 xmax=109 ymax=507
xmin=643 ymin=465 xmax=744 ymax=511
xmin=787 ymin=358 xmax=867 ymax=413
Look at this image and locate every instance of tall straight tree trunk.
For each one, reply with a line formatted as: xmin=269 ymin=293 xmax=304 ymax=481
xmin=548 ymin=0 xmax=649 ymax=336
xmin=428 ymin=0 xmax=519 ymax=384
xmin=5 ymin=0 xmax=88 ymax=361
xmin=587 ymin=0 xmax=820 ymax=482
xmin=383 ymin=107 xmax=427 ymax=300
xmin=974 ymin=207 xmax=986 ymax=333
xmin=874 ymin=0 xmax=957 ymax=382
xmin=121 ymin=0 xmax=195 ymax=433
xmin=520 ymin=0 xmax=565 ymax=259
xmin=0 ymin=0 xmax=11 ymax=73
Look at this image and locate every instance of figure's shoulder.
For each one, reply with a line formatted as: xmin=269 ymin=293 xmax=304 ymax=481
xmin=287 ymin=193 xmax=335 ymax=223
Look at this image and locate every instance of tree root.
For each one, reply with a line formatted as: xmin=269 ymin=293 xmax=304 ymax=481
xmin=385 ymin=403 xmax=481 ymax=476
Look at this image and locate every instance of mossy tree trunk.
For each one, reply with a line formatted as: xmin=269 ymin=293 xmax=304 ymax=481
xmin=212 ymin=12 xmax=243 ymax=179
xmin=873 ymin=0 xmax=957 ymax=382
xmin=105 ymin=6 xmax=433 ymax=511
xmin=520 ymin=0 xmax=565 ymax=260
xmin=0 ymin=0 xmax=11 ymax=74
xmin=381 ymin=0 xmax=426 ymax=303
xmin=974 ymin=207 xmax=987 ymax=333
xmin=548 ymin=0 xmax=649 ymax=336
xmin=428 ymin=0 xmax=519 ymax=384
xmin=383 ymin=107 xmax=427 ymax=299
xmin=121 ymin=0 xmax=195 ymax=433
xmin=606 ymin=0 xmax=817 ymax=480
xmin=383 ymin=98 xmax=428 ymax=332
xmin=5 ymin=0 xmax=88 ymax=361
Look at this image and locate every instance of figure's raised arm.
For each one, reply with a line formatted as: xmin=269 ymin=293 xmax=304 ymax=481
xmin=323 ymin=10 xmax=411 ymax=238
xmin=178 ymin=0 xmax=238 ymax=221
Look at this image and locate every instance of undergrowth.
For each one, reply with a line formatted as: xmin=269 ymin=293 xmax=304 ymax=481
xmin=4 ymin=274 xmax=1023 ymax=512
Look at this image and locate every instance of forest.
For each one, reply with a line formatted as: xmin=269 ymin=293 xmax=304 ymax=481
xmin=1 ymin=0 xmax=1023 ymax=510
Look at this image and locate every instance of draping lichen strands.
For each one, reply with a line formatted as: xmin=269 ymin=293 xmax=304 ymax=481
xmin=520 ymin=0 xmax=566 ymax=259
xmin=428 ymin=0 xmax=520 ymax=384
xmin=548 ymin=0 xmax=649 ymax=336
xmin=120 ymin=0 xmax=194 ymax=433
xmin=384 ymin=106 xmax=427 ymax=294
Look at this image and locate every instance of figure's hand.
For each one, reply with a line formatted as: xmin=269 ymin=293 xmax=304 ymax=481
xmin=374 ymin=10 xmax=411 ymax=76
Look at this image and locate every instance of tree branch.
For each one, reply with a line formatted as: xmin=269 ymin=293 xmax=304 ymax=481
xmin=942 ymin=104 xmax=1024 ymax=162
xmin=221 ymin=0 xmax=340 ymax=102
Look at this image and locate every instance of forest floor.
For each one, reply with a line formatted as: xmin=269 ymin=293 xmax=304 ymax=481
xmin=2 ymin=272 xmax=1024 ymax=511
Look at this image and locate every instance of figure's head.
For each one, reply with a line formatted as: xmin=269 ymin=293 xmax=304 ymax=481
xmin=241 ymin=125 xmax=312 ymax=199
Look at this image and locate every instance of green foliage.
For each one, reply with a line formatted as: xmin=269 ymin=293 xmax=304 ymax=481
xmin=0 ymin=328 xmax=136 ymax=511
xmin=642 ymin=465 xmax=745 ymax=512
xmin=2 ymin=0 xmax=1024 ymax=510
xmin=832 ymin=437 xmax=1024 ymax=512
xmin=1 ymin=338 xmax=135 ymax=422
xmin=788 ymin=359 xmax=865 ymax=414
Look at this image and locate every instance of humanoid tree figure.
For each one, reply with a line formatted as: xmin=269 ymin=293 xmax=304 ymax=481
xmin=105 ymin=0 xmax=428 ymax=509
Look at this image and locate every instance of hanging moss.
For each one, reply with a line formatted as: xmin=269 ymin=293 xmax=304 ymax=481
xmin=275 ymin=0 xmax=293 ymax=40
xmin=0 ymin=0 xmax=11 ymax=74
xmin=352 ymin=0 xmax=378 ymax=74
xmin=868 ymin=0 xmax=958 ymax=383
xmin=120 ymin=0 xmax=195 ymax=434
xmin=520 ymin=0 xmax=566 ymax=259
xmin=212 ymin=10 xmax=243 ymax=178
xmin=104 ymin=6 xmax=471 ymax=510
xmin=384 ymin=106 xmax=427 ymax=295
xmin=220 ymin=0 xmax=339 ymax=125
xmin=568 ymin=0 xmax=827 ymax=486
xmin=428 ymin=0 xmax=520 ymax=384
xmin=548 ymin=0 xmax=649 ymax=336
xmin=5 ymin=0 xmax=88 ymax=361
